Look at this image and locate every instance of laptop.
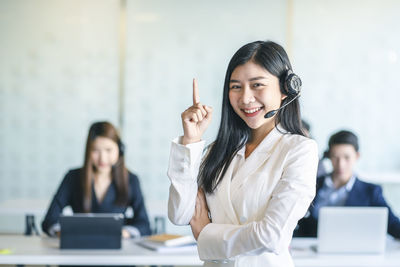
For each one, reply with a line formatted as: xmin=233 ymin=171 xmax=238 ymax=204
xmin=60 ymin=213 xmax=124 ymax=249
xmin=317 ymin=207 xmax=388 ymax=254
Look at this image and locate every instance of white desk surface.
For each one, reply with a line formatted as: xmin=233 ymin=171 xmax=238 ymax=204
xmin=1 ymin=235 xmax=400 ymax=266
xmin=290 ymin=237 xmax=400 ymax=267
xmin=0 ymin=235 xmax=202 ymax=266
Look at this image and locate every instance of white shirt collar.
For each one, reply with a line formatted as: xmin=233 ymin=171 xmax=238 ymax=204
xmin=236 ymin=123 xmax=286 ymax=158
xmin=325 ymin=174 xmax=357 ymax=192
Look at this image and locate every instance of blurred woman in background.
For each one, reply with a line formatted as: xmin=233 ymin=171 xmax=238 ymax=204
xmin=42 ymin=121 xmax=151 ymax=238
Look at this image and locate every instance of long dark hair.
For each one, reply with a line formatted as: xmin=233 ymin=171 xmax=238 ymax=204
xmin=198 ymin=41 xmax=305 ymax=194
xmin=81 ymin=121 xmax=129 ymax=212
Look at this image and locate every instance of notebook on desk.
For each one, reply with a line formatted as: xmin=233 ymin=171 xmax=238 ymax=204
xmin=317 ymin=207 xmax=388 ymax=254
xmin=60 ymin=213 xmax=123 ymax=249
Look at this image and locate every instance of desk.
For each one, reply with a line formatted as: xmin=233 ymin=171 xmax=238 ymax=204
xmin=1 ymin=235 xmax=400 ymax=266
xmin=0 ymin=235 xmax=202 ymax=266
xmin=291 ymin=238 xmax=400 ymax=267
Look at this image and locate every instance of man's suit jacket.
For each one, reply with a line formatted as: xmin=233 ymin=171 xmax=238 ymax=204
xmin=294 ymin=174 xmax=400 ymax=239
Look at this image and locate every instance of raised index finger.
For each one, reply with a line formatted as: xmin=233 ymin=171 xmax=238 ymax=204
xmin=193 ymin=78 xmax=200 ymax=105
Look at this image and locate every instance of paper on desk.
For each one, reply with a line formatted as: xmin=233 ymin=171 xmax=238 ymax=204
xmin=137 ymin=240 xmax=197 ymax=253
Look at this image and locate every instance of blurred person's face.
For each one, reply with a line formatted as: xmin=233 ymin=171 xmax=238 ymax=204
xmin=329 ymin=144 xmax=359 ymax=184
xmin=90 ymin=137 xmax=119 ymax=174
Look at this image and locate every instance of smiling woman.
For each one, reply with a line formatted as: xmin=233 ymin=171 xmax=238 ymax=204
xmin=167 ymin=41 xmax=319 ymax=267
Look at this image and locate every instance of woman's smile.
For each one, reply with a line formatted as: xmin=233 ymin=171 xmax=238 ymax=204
xmin=242 ymin=106 xmax=264 ymax=117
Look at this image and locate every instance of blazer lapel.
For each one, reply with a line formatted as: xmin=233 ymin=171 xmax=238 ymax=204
xmin=230 ymin=126 xmax=284 ymax=197
xmin=215 ymin=159 xmax=240 ymax=224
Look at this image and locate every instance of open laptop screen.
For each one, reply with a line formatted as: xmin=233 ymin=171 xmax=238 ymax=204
xmin=60 ymin=213 xmax=124 ymax=249
xmin=317 ymin=207 xmax=388 ymax=254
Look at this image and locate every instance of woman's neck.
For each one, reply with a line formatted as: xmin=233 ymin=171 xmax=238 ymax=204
xmin=93 ymin=171 xmax=112 ymax=204
xmin=245 ymin=123 xmax=275 ymax=158
xmin=94 ymin=171 xmax=112 ymax=182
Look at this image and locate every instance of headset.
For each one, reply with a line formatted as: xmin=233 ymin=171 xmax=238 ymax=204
xmin=264 ymin=68 xmax=302 ymax=119
xmin=283 ymin=69 xmax=302 ymax=97
xmin=263 ymin=43 xmax=302 ymax=119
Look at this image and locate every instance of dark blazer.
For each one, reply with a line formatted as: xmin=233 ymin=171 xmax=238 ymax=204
xmin=42 ymin=168 xmax=151 ymax=236
xmin=294 ymin=174 xmax=400 ymax=239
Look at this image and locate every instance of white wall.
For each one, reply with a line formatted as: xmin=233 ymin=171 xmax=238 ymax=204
xmin=292 ymin=0 xmax=400 ymax=216
xmin=293 ymin=0 xmax=400 ymax=175
xmin=0 ymin=0 xmax=121 ymax=232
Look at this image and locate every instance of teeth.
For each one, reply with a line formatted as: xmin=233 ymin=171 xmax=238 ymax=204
xmin=243 ymin=107 xmax=261 ymax=114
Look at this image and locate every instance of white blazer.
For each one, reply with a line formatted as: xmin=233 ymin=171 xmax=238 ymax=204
xmin=168 ymin=125 xmax=318 ymax=267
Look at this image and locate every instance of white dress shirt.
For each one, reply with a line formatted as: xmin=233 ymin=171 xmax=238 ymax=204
xmin=168 ymin=125 xmax=318 ymax=267
xmin=311 ymin=175 xmax=357 ymax=219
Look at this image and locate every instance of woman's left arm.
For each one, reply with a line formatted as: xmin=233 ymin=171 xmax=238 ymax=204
xmin=125 ymin=174 xmax=152 ymax=237
xmin=196 ymin=139 xmax=318 ymax=261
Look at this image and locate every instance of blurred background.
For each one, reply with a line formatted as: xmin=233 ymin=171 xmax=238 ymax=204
xmin=1 ymin=0 xmax=400 ymax=235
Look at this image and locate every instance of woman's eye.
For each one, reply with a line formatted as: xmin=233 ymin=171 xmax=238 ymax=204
xmin=230 ymin=85 xmax=241 ymax=90
xmin=253 ymin=83 xmax=264 ymax=88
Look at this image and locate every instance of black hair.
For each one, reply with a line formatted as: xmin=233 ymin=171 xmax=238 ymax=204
xmin=324 ymin=130 xmax=359 ymax=158
xmin=301 ymin=119 xmax=311 ymax=133
xmin=198 ymin=41 xmax=305 ymax=194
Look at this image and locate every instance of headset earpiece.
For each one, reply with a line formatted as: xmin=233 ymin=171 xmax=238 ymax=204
xmin=118 ymin=140 xmax=125 ymax=157
xmin=284 ymin=69 xmax=302 ymax=97
xmin=264 ymin=67 xmax=302 ymax=119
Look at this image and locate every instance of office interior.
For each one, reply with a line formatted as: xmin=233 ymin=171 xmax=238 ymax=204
xmin=1 ymin=0 xmax=400 ymax=262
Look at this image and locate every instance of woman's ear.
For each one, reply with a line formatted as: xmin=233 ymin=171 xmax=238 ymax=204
xmin=281 ymin=94 xmax=288 ymax=101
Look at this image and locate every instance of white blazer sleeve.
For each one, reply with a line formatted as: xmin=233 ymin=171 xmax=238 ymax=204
xmin=197 ymin=139 xmax=318 ymax=260
xmin=167 ymin=137 xmax=205 ymax=225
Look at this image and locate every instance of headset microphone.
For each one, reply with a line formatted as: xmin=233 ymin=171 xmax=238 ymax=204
xmin=264 ymin=93 xmax=301 ymax=119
